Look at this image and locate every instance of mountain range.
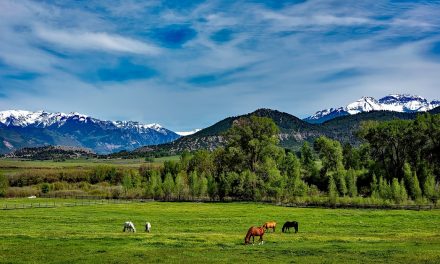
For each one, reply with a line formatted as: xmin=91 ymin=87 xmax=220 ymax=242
xmin=0 ymin=110 xmax=180 ymax=154
xmin=1 ymin=94 xmax=439 ymax=155
xmin=304 ymin=94 xmax=440 ymax=123
xmin=131 ymin=106 xmax=440 ymax=156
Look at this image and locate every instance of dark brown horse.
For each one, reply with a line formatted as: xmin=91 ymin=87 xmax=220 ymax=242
xmin=244 ymin=226 xmax=265 ymax=245
xmin=282 ymin=221 xmax=299 ymax=233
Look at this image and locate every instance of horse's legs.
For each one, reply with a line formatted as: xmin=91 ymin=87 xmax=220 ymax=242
xmin=258 ymin=235 xmax=264 ymax=245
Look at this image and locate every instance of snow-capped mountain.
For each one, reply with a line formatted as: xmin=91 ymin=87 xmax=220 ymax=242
xmin=305 ymin=94 xmax=440 ymax=124
xmin=0 ymin=110 xmax=180 ymax=154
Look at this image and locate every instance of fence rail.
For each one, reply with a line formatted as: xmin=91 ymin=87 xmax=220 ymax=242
xmin=1 ymin=196 xmax=437 ymax=211
xmin=0 ymin=198 xmax=139 ymax=210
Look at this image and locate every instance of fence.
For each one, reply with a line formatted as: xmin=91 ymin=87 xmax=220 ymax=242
xmin=277 ymin=202 xmax=437 ymax=211
xmin=0 ymin=196 xmax=437 ymax=211
xmin=0 ymin=197 xmax=142 ymax=211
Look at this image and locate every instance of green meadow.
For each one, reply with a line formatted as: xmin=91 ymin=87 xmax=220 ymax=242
xmin=0 ymin=200 xmax=439 ymax=263
xmin=0 ymin=158 xmax=162 ymax=170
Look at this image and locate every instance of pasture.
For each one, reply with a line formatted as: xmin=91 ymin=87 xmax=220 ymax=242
xmin=0 ymin=157 xmax=169 ymax=171
xmin=0 ymin=200 xmax=439 ymax=263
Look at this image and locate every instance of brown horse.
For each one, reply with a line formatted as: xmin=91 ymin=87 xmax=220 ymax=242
xmin=262 ymin=221 xmax=276 ymax=232
xmin=244 ymin=226 xmax=265 ymax=245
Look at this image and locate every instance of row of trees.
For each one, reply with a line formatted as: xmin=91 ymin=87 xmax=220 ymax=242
xmin=1 ymin=113 xmax=439 ymax=205
xmin=135 ymin=114 xmax=439 ymax=204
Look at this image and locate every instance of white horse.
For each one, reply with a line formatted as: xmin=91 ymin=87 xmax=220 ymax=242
xmin=145 ymin=222 xmax=151 ymax=233
xmin=123 ymin=221 xmax=136 ymax=232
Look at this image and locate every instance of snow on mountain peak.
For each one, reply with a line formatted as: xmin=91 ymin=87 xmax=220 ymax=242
xmin=346 ymin=96 xmax=381 ymax=115
xmin=305 ymin=94 xmax=439 ymax=123
xmin=145 ymin=123 xmax=163 ymax=130
xmin=0 ymin=110 xmax=170 ymax=134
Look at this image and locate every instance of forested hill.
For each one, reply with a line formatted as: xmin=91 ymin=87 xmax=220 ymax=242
xmin=130 ymin=106 xmax=440 ymax=156
xmin=320 ymin=109 xmax=438 ymax=144
xmin=132 ymin=109 xmax=322 ymax=155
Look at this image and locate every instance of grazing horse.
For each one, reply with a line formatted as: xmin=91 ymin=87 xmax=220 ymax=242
xmin=262 ymin=221 xmax=276 ymax=232
xmin=123 ymin=221 xmax=136 ymax=232
xmin=145 ymin=222 xmax=151 ymax=233
xmin=282 ymin=221 xmax=299 ymax=233
xmin=244 ymin=226 xmax=265 ymax=245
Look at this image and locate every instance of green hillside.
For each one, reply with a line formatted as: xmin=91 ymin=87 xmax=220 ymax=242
xmin=130 ymin=107 xmax=440 ymax=156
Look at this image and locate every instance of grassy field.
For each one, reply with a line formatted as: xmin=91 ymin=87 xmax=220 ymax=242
xmin=0 ymin=156 xmax=180 ymax=175
xmin=0 ymin=200 xmax=439 ymax=263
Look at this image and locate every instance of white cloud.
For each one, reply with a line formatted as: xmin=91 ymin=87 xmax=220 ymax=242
xmin=1 ymin=0 xmax=440 ymax=131
xmin=34 ymin=26 xmax=160 ymax=55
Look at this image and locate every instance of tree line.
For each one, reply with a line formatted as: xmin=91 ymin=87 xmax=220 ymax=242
xmin=135 ymin=114 xmax=439 ymax=204
xmin=1 ymin=113 xmax=439 ymax=205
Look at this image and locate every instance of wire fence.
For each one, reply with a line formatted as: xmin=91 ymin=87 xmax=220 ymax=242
xmin=0 ymin=197 xmax=153 ymax=210
xmin=0 ymin=195 xmax=437 ymax=211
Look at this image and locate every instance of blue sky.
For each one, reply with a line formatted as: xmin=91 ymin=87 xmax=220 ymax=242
xmin=1 ymin=0 xmax=440 ymax=131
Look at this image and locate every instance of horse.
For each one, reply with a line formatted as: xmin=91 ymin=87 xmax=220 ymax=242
xmin=244 ymin=226 xmax=265 ymax=245
xmin=262 ymin=221 xmax=276 ymax=232
xmin=123 ymin=221 xmax=136 ymax=232
xmin=145 ymin=222 xmax=151 ymax=233
xmin=282 ymin=221 xmax=299 ymax=233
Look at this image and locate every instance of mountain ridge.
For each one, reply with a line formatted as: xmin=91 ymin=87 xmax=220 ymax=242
xmin=0 ymin=109 xmax=180 ymax=154
xmin=130 ymin=106 xmax=440 ymax=156
xmin=305 ymin=94 xmax=440 ymax=123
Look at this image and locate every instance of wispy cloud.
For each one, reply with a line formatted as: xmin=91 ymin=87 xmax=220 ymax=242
xmin=34 ymin=26 xmax=161 ymax=55
xmin=0 ymin=0 xmax=439 ymax=131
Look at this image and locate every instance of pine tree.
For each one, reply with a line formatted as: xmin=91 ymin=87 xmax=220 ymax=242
xmin=378 ymin=177 xmax=391 ymax=200
xmin=174 ymin=172 xmax=187 ymax=200
xmin=218 ymin=172 xmax=232 ymax=201
xmin=162 ymin=173 xmax=175 ymax=200
xmin=403 ymin=163 xmax=413 ymax=197
xmin=0 ymin=173 xmax=8 ymax=197
xmin=189 ymin=171 xmax=200 ymax=199
xmin=400 ymin=178 xmax=408 ymax=203
xmin=148 ymin=170 xmax=163 ymax=199
xmin=391 ymin=178 xmax=401 ymax=204
xmin=206 ymin=173 xmax=218 ymax=200
xmin=199 ymin=173 xmax=208 ymax=199
xmin=423 ymin=174 xmax=437 ymax=203
xmin=412 ymin=172 xmax=422 ymax=201
xmin=300 ymin=142 xmax=314 ymax=168
xmin=122 ymin=173 xmax=133 ymax=195
xmin=346 ymin=169 xmax=358 ymax=198
xmin=370 ymin=173 xmax=379 ymax=198
xmin=292 ymin=173 xmax=308 ymax=197
xmin=337 ymin=170 xmax=347 ymax=196
xmin=328 ymin=175 xmax=338 ymax=204
xmin=145 ymin=169 xmax=158 ymax=198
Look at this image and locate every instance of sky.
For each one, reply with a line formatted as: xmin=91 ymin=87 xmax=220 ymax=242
xmin=0 ymin=0 xmax=440 ymax=131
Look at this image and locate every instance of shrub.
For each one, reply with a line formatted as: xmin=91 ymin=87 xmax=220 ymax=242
xmin=41 ymin=183 xmax=50 ymax=194
xmin=0 ymin=173 xmax=8 ymax=197
xmin=6 ymin=187 xmax=39 ymax=198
